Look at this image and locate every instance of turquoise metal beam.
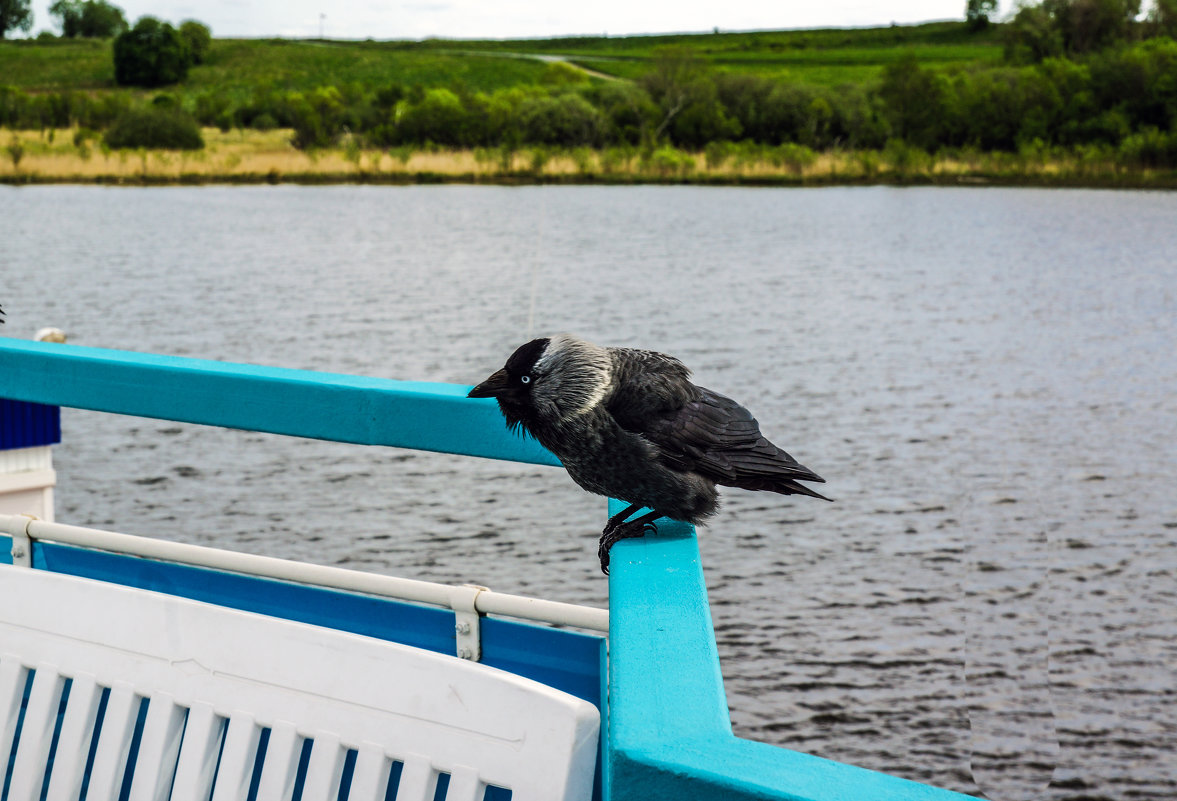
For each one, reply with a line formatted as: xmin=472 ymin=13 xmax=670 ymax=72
xmin=0 ymin=339 xmax=559 ymax=467
xmin=605 ymin=498 xmax=980 ymax=801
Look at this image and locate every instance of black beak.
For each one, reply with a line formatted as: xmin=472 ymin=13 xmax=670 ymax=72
xmin=467 ymin=368 xmax=511 ymax=399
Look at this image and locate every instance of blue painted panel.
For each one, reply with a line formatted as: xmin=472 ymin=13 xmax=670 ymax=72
xmin=34 ymin=542 xmax=604 ymax=706
xmin=481 ymin=617 xmax=603 ymax=710
xmin=0 ymin=339 xmax=558 ymax=467
xmin=36 ymin=541 xmax=456 ymax=651
xmin=0 ymin=398 xmax=61 ymax=450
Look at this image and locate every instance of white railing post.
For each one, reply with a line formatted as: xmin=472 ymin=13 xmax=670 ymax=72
xmin=0 ymin=330 xmax=66 ymax=522
xmin=450 ymin=584 xmax=488 ymax=661
xmin=7 ymin=515 xmax=31 ymax=567
xmin=0 ymin=434 xmax=59 ymax=523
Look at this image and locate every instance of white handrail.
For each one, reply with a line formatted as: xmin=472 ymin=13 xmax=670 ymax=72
xmin=0 ymin=514 xmax=609 ymax=634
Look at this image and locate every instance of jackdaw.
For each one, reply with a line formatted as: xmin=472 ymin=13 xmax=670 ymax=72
xmin=468 ymin=335 xmax=830 ymax=573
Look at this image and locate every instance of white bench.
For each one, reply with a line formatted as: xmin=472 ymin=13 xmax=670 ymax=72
xmin=0 ymin=564 xmax=600 ymax=801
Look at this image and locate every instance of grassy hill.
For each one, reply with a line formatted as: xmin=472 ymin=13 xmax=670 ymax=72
xmin=4 ymin=21 xmax=1172 ymax=188
xmin=408 ymin=22 xmax=1004 ymax=85
xmin=0 ymin=38 xmax=554 ymax=94
xmin=0 ymin=21 xmax=1002 ymax=95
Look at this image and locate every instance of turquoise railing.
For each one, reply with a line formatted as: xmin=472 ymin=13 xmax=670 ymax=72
xmin=0 ymin=338 xmax=976 ymax=801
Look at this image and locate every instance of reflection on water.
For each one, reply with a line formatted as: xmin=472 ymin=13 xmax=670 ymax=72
xmin=2 ymin=184 xmax=1176 ymax=800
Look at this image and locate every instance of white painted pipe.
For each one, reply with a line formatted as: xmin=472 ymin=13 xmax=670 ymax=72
xmin=0 ymin=514 xmax=608 ymax=632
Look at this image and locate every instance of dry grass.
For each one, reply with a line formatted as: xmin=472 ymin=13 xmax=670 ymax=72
xmin=1 ymin=128 xmax=1170 ymax=187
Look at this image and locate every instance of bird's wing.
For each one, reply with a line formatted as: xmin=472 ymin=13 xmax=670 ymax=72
xmin=603 ymin=347 xmax=697 ymax=432
xmin=609 ymin=377 xmax=829 ymax=500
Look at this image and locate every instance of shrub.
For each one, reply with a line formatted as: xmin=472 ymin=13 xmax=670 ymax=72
xmin=856 ymin=149 xmax=882 ymax=177
xmin=882 ymin=138 xmax=932 ymax=174
xmin=103 ymin=105 xmax=203 ymax=150
xmin=394 ymin=88 xmax=470 ymax=146
xmin=1089 ymin=38 xmax=1177 ymax=132
xmin=517 ymin=93 xmax=604 ymax=147
xmin=72 ymin=126 xmax=96 ymax=147
xmin=5 ymin=138 xmax=24 ymax=169
xmin=582 ymin=82 xmax=658 ymax=145
xmin=72 ymin=126 xmax=96 ymax=158
xmin=288 ymin=87 xmax=347 ymax=149
xmin=667 ymin=91 xmax=740 ymax=148
xmin=178 ymin=20 xmax=211 ymax=65
xmin=645 ymin=145 xmax=695 ymax=177
xmin=704 ymin=140 xmax=734 ymax=169
xmin=600 ymin=145 xmax=636 ymax=173
xmin=374 ymin=83 xmax=405 ymax=110
xmin=1119 ymin=126 xmax=1177 ymax=167
xmin=714 ymin=74 xmax=775 ymax=141
xmin=776 ymin=142 xmax=818 ymax=174
xmin=568 ymin=146 xmax=595 ymax=173
xmin=49 ymin=0 xmax=127 ymax=38
xmin=878 ymin=54 xmax=950 ymax=150
xmin=527 ymin=146 xmax=550 ymax=174
xmin=192 ymin=90 xmax=230 ymax=126
xmin=761 ymin=83 xmax=824 ymax=144
xmin=1004 ymin=3 xmax=1065 ymax=63
xmin=113 ymin=17 xmax=188 ymax=87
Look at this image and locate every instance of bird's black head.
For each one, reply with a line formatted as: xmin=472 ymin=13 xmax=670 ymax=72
xmin=469 ymin=334 xmax=615 ymax=436
xmin=467 ymin=337 xmax=550 ymax=433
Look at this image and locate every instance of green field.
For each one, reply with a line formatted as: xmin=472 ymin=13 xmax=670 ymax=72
xmin=0 ymin=21 xmax=1003 ymax=94
xmin=0 ymin=38 xmax=113 ymax=89
xmin=404 ymin=20 xmax=999 ymax=56
xmin=0 ymin=38 xmax=555 ymax=94
xmin=567 ymin=42 xmax=1002 ymax=86
xmin=407 ymin=22 xmax=1003 ymax=85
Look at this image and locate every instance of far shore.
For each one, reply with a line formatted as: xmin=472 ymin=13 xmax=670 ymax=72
xmin=3 ymin=128 xmax=1175 ymax=189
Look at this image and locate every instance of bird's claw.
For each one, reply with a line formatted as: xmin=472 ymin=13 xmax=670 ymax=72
xmin=597 ymin=518 xmax=660 ymax=575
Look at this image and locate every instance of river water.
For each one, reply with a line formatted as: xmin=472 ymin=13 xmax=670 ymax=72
xmin=2 ymin=184 xmax=1175 ymax=800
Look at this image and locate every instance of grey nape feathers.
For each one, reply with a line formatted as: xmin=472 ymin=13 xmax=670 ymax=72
xmin=468 ymin=334 xmax=829 ymax=574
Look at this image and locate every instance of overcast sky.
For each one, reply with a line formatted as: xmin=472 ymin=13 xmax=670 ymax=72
xmin=24 ymin=1 xmax=1012 ymax=40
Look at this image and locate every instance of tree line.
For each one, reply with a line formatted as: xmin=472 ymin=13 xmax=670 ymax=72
xmin=1 ymin=0 xmax=1175 ymax=167
xmin=1 ymin=0 xmax=127 ymax=39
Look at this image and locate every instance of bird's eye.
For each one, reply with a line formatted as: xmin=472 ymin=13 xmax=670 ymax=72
xmin=520 ymin=375 xmax=531 ymax=384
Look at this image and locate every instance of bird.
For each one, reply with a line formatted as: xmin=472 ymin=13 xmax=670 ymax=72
xmin=467 ymin=334 xmax=830 ymax=573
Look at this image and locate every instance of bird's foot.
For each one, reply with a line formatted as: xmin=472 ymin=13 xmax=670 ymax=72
xmin=598 ymin=518 xmax=659 ymax=575
xmin=601 ymin=504 xmax=640 ymax=541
